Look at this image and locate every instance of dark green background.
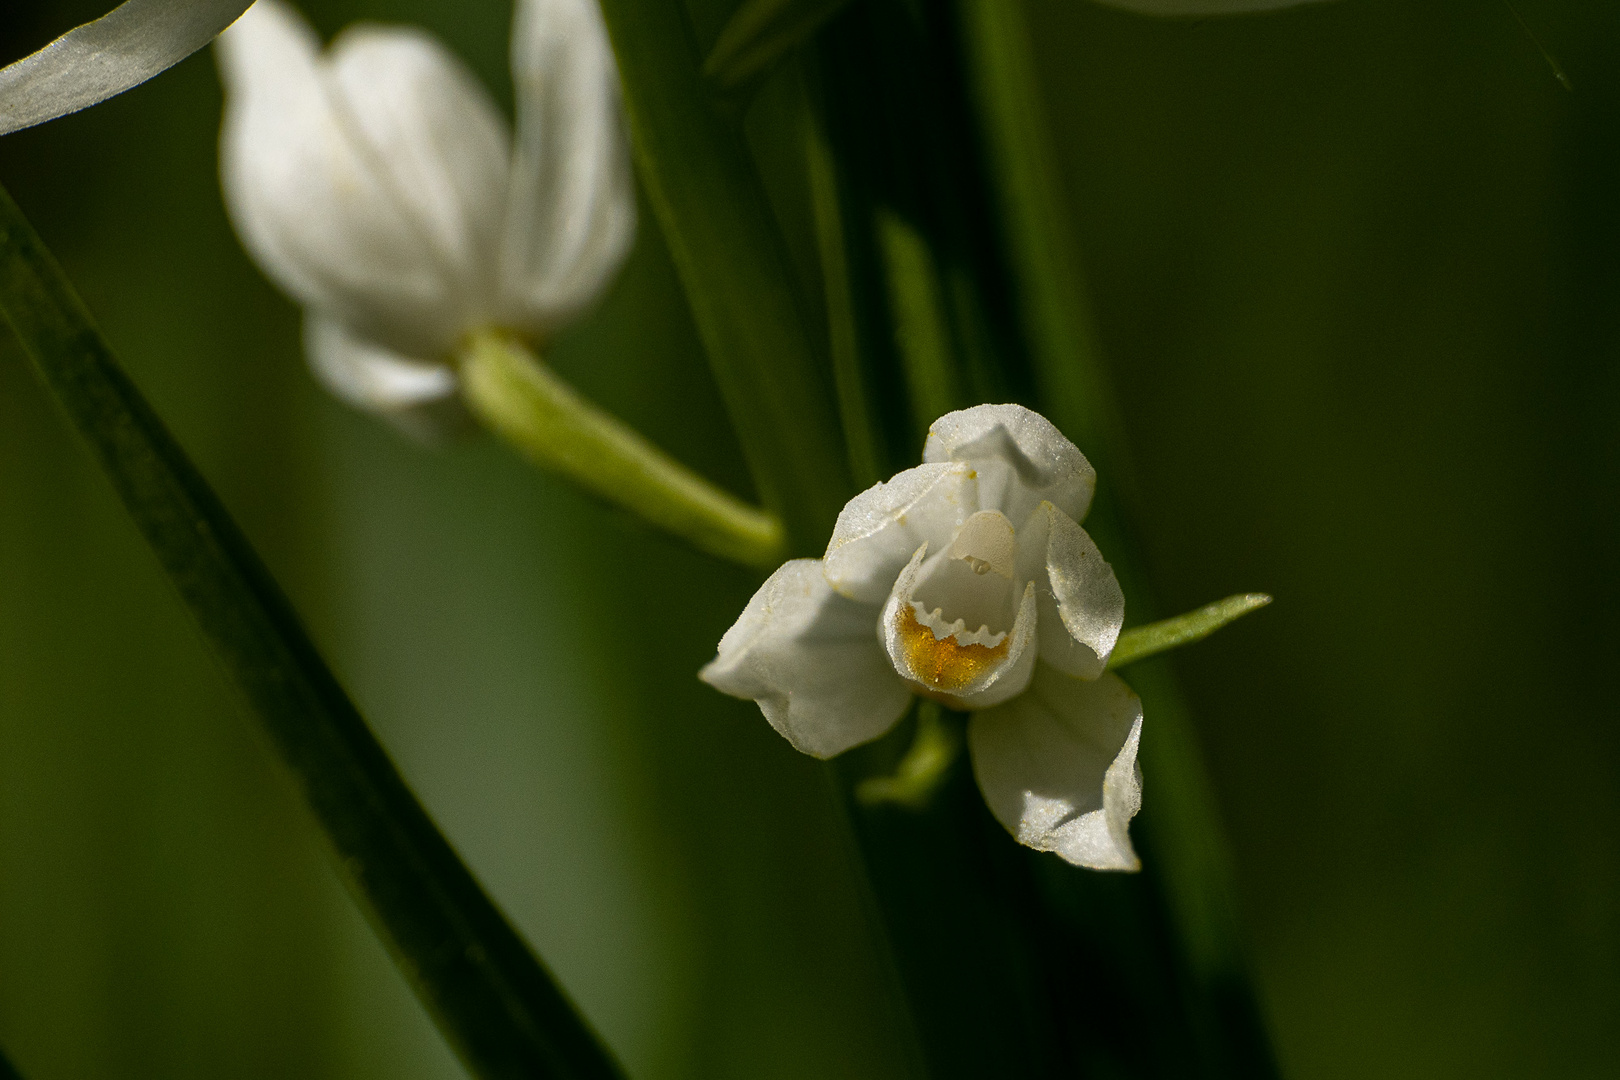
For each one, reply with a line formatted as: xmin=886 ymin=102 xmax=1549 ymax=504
xmin=1 ymin=0 xmax=1615 ymax=1077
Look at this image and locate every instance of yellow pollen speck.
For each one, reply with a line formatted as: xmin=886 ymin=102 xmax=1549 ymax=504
xmin=895 ymin=605 xmax=1009 ymax=691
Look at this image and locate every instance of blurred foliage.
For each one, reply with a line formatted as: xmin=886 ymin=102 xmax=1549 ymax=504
xmin=0 ymin=1 xmax=1616 ymax=1080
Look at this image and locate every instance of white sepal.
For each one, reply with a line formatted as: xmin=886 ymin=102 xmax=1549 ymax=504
xmin=0 ymin=0 xmax=254 ymax=137
xmin=969 ymin=666 xmax=1143 ymax=871
xmin=499 ymin=0 xmax=637 ymax=333
xmin=823 ymin=462 xmax=974 ymax=604
xmin=701 ymin=560 xmax=911 ymax=759
xmin=1015 ymin=501 xmax=1124 ymax=679
xmin=924 ymin=403 xmax=1096 ymax=527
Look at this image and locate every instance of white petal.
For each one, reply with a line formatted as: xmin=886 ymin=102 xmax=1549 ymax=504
xmin=701 ymin=560 xmax=910 ymax=759
xmin=924 ymin=403 xmax=1096 ymax=526
xmin=1092 ymin=0 xmax=1334 ymax=14
xmin=1014 ymin=502 xmax=1124 ymax=680
xmin=304 ymin=316 xmax=457 ymax=412
xmin=969 ymin=666 xmax=1143 ymax=871
xmin=881 ymin=545 xmax=1038 ymax=709
xmin=497 ymin=0 xmax=637 ymax=333
xmin=216 ymin=1 xmax=508 ymax=357
xmin=0 ymin=0 xmax=253 ymax=136
xmin=823 ymin=462 xmax=975 ymax=604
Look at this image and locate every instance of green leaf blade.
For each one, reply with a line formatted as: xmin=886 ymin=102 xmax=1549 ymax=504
xmin=0 ymin=183 xmax=622 ymax=1080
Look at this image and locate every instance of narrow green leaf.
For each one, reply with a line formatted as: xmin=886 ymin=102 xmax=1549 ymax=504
xmin=1109 ymin=593 xmax=1273 ymax=669
xmin=596 ymin=0 xmax=852 ymax=551
xmin=804 ymin=95 xmax=884 ymax=488
xmin=0 ymin=183 xmax=621 ymax=1080
xmin=956 ymin=1 xmax=1284 ymax=1074
xmin=0 ymin=0 xmax=254 ymax=136
xmin=703 ymin=0 xmax=855 ymax=92
xmin=875 ymin=208 xmax=966 ymax=442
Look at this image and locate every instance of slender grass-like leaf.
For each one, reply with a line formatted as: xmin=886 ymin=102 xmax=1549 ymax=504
xmin=804 ymin=94 xmax=883 ymax=487
xmin=0 ymin=0 xmax=252 ymax=136
xmin=875 ymin=207 xmax=966 ymax=441
xmin=1110 ymin=593 xmax=1274 ymax=670
xmin=594 ymin=0 xmax=851 ymax=551
xmin=703 ymin=0 xmax=854 ymax=92
xmin=0 ymin=183 xmax=621 ymax=1080
xmin=956 ymin=1 xmax=1283 ymax=1074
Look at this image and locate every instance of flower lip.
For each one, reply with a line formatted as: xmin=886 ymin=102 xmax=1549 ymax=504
xmin=882 ymin=543 xmax=1039 ymax=708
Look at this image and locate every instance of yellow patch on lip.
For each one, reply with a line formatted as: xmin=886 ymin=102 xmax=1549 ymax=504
xmin=895 ymin=604 xmax=1009 ymax=692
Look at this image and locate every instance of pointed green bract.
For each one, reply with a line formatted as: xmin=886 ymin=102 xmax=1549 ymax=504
xmin=0 ymin=0 xmax=254 ymax=136
xmin=0 ymin=182 xmax=622 ymax=1080
xmin=1110 ymin=594 xmax=1274 ymax=669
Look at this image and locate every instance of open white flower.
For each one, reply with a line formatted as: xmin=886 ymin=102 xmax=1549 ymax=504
xmin=702 ymin=404 xmax=1144 ymax=871
xmin=214 ymin=0 xmax=633 ymax=424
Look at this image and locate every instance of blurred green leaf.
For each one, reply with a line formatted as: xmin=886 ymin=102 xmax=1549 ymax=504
xmin=875 ymin=207 xmax=967 ymax=439
xmin=595 ymin=0 xmax=851 ymax=551
xmin=1110 ymin=593 xmax=1273 ymax=669
xmin=0 ymin=182 xmax=622 ymax=1080
xmin=703 ymin=0 xmax=854 ymax=92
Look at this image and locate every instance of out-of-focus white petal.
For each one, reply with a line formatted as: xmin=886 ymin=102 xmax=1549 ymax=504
xmin=217 ymin=0 xmax=507 ymax=356
xmin=1014 ymin=502 xmax=1124 ymax=680
xmin=881 ymin=545 xmax=1038 ymax=709
xmin=701 ymin=559 xmax=910 ymax=759
xmin=823 ymin=462 xmax=975 ymax=604
xmin=304 ymin=316 xmax=457 ymax=412
xmin=327 ymin=25 xmax=510 ymax=315
xmin=924 ymin=403 xmax=1096 ymax=526
xmin=969 ymin=666 xmax=1143 ymax=871
xmin=0 ymin=0 xmax=253 ymax=136
xmin=1092 ymin=0 xmax=1334 ymax=15
xmin=498 ymin=0 xmax=636 ymax=333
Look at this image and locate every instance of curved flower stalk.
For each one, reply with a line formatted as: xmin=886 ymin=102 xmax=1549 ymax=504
xmin=0 ymin=0 xmax=254 ymax=137
xmin=703 ymin=404 xmax=1145 ymax=871
xmin=215 ymin=0 xmax=782 ymax=567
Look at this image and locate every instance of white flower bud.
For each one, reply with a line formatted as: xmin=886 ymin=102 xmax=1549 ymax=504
xmin=215 ymin=0 xmax=634 ymax=423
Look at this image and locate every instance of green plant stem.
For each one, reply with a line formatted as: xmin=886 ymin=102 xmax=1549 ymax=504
xmin=0 ymin=183 xmax=623 ymax=1080
xmin=854 ymin=701 xmax=961 ymax=809
xmin=595 ymin=0 xmax=852 ymax=551
xmin=1110 ymin=594 xmax=1274 ymax=670
xmin=957 ymin=1 xmax=1283 ymax=1074
xmin=458 ymin=329 xmax=784 ymax=568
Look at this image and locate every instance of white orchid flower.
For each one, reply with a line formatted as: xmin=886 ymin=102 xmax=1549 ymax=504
xmin=214 ymin=0 xmax=634 ymax=426
xmin=702 ymin=404 xmax=1144 ymax=871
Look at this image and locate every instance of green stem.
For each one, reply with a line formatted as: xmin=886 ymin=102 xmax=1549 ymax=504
xmin=458 ymin=329 xmax=784 ymax=568
xmin=1110 ymin=594 xmax=1273 ymax=670
xmin=875 ymin=208 xmax=966 ymax=441
xmin=0 ymin=183 xmax=623 ymax=1080
xmin=854 ymin=701 xmax=961 ymax=810
xmin=595 ymin=0 xmax=852 ymax=551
